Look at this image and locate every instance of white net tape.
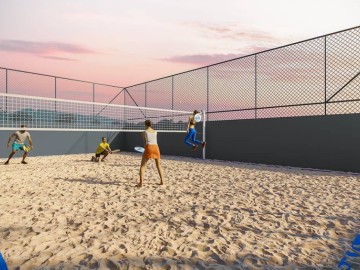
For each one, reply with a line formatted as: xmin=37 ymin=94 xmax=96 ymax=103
xmin=0 ymin=93 xmax=192 ymax=132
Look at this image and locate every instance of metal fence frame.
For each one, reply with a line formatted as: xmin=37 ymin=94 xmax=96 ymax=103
xmin=0 ymin=67 xmax=125 ymax=104
xmin=1 ymin=25 xmax=359 ymax=122
xmin=121 ymin=25 xmax=360 ymax=121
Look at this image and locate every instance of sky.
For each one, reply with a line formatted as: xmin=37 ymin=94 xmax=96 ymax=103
xmin=0 ymin=0 xmax=359 ymax=88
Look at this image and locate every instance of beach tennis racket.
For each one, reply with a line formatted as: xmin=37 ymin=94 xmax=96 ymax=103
xmin=24 ymin=145 xmax=33 ymax=152
xmin=134 ymin=146 xmax=145 ymax=153
xmin=194 ymin=113 xmax=202 ymax=122
xmin=0 ymin=252 xmax=8 ymax=270
xmin=111 ymin=149 xmax=121 ymax=153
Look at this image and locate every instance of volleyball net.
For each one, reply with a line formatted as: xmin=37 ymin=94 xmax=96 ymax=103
xmin=0 ymin=93 xmax=193 ymax=132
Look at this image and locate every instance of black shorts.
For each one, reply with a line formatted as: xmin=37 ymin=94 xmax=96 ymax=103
xmin=95 ymin=151 xmax=106 ymax=157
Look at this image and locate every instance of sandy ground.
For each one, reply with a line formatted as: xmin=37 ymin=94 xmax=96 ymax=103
xmin=0 ymin=152 xmax=359 ymax=270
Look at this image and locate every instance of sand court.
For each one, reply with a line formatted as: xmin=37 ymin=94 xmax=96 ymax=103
xmin=0 ymin=153 xmax=359 ymax=269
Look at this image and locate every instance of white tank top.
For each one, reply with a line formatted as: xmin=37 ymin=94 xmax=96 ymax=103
xmin=144 ymin=130 xmax=158 ymax=145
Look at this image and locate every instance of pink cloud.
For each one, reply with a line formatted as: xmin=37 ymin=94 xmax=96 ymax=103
xmin=183 ymin=22 xmax=282 ymax=42
xmin=0 ymin=40 xmax=97 ymax=56
xmin=163 ymin=53 xmax=242 ymax=65
xmin=42 ymin=56 xmax=78 ymax=61
xmin=163 ymin=45 xmax=272 ymax=66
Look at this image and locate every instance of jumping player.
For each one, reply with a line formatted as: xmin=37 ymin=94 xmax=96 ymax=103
xmin=184 ymin=110 xmax=206 ymax=150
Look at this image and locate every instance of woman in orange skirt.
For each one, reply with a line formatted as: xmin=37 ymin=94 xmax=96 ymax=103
xmin=137 ymin=120 xmax=164 ymax=187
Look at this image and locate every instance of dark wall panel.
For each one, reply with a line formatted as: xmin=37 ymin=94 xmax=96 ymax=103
xmin=0 ymin=131 xmax=121 ymax=158
xmin=205 ymin=114 xmax=360 ymax=172
xmin=2 ymin=114 xmax=359 ymax=173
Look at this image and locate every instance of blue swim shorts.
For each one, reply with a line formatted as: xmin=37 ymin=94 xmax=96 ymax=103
xmin=12 ymin=142 xmax=25 ymax=152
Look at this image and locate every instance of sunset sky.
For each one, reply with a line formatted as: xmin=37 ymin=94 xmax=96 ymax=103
xmin=0 ymin=0 xmax=359 ymax=88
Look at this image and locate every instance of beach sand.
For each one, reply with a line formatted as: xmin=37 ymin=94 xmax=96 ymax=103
xmin=0 ymin=153 xmax=359 ymax=269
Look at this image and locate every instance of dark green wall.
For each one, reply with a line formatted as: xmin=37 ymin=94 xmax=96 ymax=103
xmin=0 ymin=131 xmax=121 ymax=158
xmin=2 ymin=114 xmax=359 ymax=173
xmin=205 ymin=114 xmax=360 ymax=172
xmin=119 ymin=114 xmax=360 ymax=173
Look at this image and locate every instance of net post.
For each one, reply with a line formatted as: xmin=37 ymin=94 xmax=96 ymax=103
xmin=202 ymin=109 xmax=206 ymax=160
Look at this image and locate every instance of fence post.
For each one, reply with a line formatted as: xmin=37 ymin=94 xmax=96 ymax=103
xmin=5 ymin=69 xmax=8 ymax=113
xmin=93 ymin=83 xmax=95 ymax=124
xmin=171 ymin=76 xmax=174 ymax=110
xmin=5 ymin=69 xmax=8 ymax=94
xmin=124 ymin=88 xmax=126 ymax=105
xmin=255 ymin=54 xmax=258 ymax=119
xmin=324 ymin=36 xmax=327 ymax=116
xmin=123 ymin=88 xmax=127 ymax=126
xmin=207 ymin=67 xmax=209 ymax=120
xmin=145 ymin=83 xmax=147 ymax=107
xmin=145 ymin=83 xmax=147 ymax=118
xmin=202 ymin=110 xmax=206 ymax=160
xmin=55 ymin=77 xmax=57 ymax=112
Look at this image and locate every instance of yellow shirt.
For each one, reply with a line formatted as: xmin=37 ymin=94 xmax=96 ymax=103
xmin=96 ymin=142 xmax=110 ymax=154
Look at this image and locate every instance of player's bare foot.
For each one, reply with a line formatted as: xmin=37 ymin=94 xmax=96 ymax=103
xmin=202 ymin=142 xmax=207 ymax=148
xmin=4 ymin=161 xmax=9 ymax=165
xmin=192 ymin=145 xmax=198 ymax=151
xmin=135 ymin=183 xmax=142 ymax=188
xmin=21 ymin=161 xmax=28 ymax=164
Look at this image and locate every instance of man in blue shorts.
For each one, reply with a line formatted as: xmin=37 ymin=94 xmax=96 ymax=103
xmin=4 ymin=125 xmax=33 ymax=165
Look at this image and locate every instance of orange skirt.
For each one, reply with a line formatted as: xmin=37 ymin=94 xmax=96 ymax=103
xmin=143 ymin=144 xmax=160 ymax=159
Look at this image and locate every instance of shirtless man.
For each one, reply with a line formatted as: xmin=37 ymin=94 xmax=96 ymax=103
xmin=5 ymin=125 xmax=33 ymax=165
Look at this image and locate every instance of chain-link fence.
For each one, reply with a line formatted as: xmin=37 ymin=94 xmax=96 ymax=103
xmin=120 ymin=26 xmax=360 ymax=121
xmin=1 ymin=26 xmax=359 ymax=121
xmin=0 ymin=68 xmax=124 ymax=104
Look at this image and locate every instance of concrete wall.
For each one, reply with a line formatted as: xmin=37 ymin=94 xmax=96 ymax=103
xmin=118 ymin=114 xmax=360 ymax=173
xmin=0 ymin=130 xmax=122 ymax=159
xmin=2 ymin=113 xmax=359 ymax=173
xmin=205 ymin=114 xmax=360 ymax=173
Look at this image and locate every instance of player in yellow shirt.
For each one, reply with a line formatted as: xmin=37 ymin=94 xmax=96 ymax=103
xmin=91 ymin=137 xmax=112 ymax=162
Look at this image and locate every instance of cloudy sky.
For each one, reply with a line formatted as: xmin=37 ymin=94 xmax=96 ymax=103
xmin=0 ymin=0 xmax=359 ymax=87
